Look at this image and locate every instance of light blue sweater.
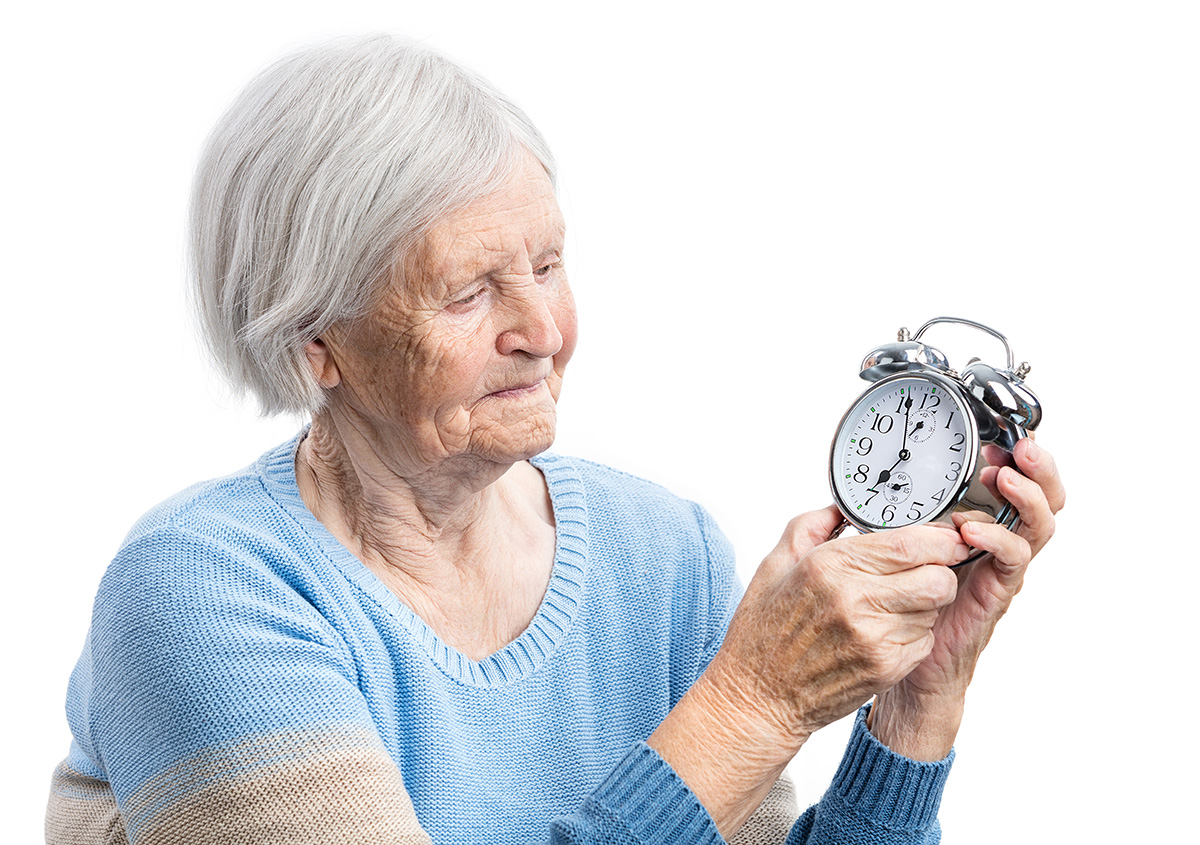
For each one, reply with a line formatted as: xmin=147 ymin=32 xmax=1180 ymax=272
xmin=50 ymin=435 xmax=952 ymax=844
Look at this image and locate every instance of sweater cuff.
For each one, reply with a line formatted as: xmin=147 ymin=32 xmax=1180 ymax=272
xmin=585 ymin=742 xmax=723 ymax=844
xmin=823 ymin=705 xmax=954 ymax=831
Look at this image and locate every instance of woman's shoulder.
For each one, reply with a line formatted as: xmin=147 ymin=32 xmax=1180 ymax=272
xmin=533 ymin=452 xmax=698 ymax=512
xmin=532 ymin=452 xmax=728 ymax=558
xmin=120 ymin=435 xmax=303 ymax=550
xmin=97 ymin=433 xmax=335 ymax=623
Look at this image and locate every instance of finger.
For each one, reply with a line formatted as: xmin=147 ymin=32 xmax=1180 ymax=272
xmin=1014 ymin=438 xmax=1066 ymax=514
xmin=757 ymin=505 xmax=847 ymax=583
xmin=771 ymin=505 xmax=846 ymax=561
xmin=865 ymin=563 xmax=959 ymax=614
xmin=997 ymin=465 xmax=1056 ymax=555
xmin=979 ymin=465 xmax=1001 ymax=502
xmin=960 ymin=518 xmax=1032 ymax=588
xmin=834 ymin=524 xmax=973 ymax=575
xmin=883 ymin=631 xmax=939 ymax=689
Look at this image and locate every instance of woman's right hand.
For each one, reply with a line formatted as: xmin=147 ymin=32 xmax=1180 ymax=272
xmin=648 ymin=505 xmax=969 ymax=837
xmin=708 ymin=504 xmax=970 ymax=744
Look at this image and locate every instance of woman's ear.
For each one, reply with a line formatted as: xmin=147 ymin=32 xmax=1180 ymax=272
xmin=304 ymin=339 xmax=342 ymax=389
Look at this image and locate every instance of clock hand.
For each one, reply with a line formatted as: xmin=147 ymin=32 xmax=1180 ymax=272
xmin=874 ymin=455 xmax=907 ymax=487
xmin=901 ymin=396 xmax=913 ymax=452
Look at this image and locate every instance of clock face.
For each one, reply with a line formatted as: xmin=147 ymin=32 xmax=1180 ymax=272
xmin=831 ymin=375 xmax=975 ymax=529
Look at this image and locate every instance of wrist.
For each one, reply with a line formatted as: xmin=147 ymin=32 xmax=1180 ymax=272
xmin=867 ymin=691 xmax=964 ymax=761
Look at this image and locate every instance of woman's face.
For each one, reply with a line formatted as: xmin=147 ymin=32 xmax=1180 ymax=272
xmin=322 ymin=151 xmax=578 ymax=472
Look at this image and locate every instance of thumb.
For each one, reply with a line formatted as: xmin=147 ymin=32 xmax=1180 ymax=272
xmin=759 ymin=505 xmax=846 ymax=579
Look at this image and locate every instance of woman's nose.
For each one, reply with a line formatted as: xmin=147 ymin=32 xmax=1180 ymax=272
xmin=496 ymin=281 xmax=563 ymax=359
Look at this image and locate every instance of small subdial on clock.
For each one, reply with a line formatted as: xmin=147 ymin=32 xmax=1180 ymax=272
xmin=883 ymin=471 xmax=912 ymax=504
xmin=907 ymin=410 xmax=936 ymax=444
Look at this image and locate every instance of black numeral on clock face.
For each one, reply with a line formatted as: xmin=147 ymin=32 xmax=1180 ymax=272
xmin=871 ymin=414 xmax=893 ymax=434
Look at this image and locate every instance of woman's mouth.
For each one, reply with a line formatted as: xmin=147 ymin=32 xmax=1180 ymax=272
xmin=485 ymin=378 xmax=547 ymax=399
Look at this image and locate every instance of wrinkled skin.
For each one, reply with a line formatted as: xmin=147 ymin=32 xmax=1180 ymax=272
xmin=296 ymin=150 xmax=576 ymax=660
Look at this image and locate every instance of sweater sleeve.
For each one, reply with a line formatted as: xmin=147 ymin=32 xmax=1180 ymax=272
xmin=49 ymin=527 xmax=432 ymax=845
xmin=552 ymin=706 xmax=952 ymax=845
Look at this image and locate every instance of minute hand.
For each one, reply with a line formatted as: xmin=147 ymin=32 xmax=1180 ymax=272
xmin=901 ymin=396 xmax=913 ymax=452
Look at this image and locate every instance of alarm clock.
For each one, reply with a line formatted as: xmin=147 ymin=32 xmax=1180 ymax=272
xmin=828 ymin=316 xmax=1042 ymax=562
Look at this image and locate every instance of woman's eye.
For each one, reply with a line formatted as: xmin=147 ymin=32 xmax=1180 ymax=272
xmin=451 ymin=289 xmax=484 ymax=307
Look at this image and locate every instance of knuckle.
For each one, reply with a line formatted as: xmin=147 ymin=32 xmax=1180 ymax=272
xmin=927 ymin=567 xmax=958 ymax=604
xmin=889 ymin=530 xmax=918 ymax=562
xmin=1019 ymin=535 xmax=1033 ymax=561
xmin=784 ymin=513 xmax=807 ymax=535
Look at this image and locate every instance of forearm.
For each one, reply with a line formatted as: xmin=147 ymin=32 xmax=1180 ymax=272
xmin=646 ymin=668 xmax=803 ymax=839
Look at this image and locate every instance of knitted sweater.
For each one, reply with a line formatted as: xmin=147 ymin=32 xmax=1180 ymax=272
xmin=48 ymin=435 xmax=953 ymax=844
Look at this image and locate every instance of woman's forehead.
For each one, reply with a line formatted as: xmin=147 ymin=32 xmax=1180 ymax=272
xmin=419 ymin=175 xmax=564 ymax=281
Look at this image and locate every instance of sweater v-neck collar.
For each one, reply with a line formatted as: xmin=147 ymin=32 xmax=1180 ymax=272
xmin=259 ymin=433 xmax=590 ymax=688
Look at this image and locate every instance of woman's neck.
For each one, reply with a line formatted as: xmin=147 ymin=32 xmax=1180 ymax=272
xmin=295 ymin=411 xmax=556 ymax=659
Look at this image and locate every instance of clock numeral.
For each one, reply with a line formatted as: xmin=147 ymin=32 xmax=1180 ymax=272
xmin=871 ymin=413 xmax=894 ymax=434
xmin=946 ymin=461 xmax=962 ymax=482
xmin=920 ymin=393 xmax=941 ymax=410
xmin=865 ymin=488 xmax=880 ymax=506
xmin=948 ymin=432 xmax=965 ymax=452
xmin=944 ymin=411 xmax=956 ymax=429
xmin=855 ymin=437 xmax=873 ymax=456
xmin=882 ymin=505 xmax=896 ymax=523
xmin=932 ymin=487 xmax=946 ymax=504
xmin=908 ymin=501 xmax=925 ymax=521
xmin=853 ymin=465 xmax=869 ymax=483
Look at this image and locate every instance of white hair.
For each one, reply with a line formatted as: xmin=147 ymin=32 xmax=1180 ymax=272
xmin=188 ymin=35 xmax=556 ymax=416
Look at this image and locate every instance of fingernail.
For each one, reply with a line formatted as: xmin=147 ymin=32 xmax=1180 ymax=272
xmin=1024 ymin=439 xmax=1040 ymax=461
xmin=1003 ymin=466 xmax=1023 ymax=487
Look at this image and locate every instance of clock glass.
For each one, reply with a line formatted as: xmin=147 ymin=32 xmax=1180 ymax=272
xmin=832 ymin=374 xmax=975 ymax=529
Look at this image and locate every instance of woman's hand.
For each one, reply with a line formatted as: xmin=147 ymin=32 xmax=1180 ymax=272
xmin=868 ymin=437 xmax=1066 ymax=760
xmin=704 ymin=507 xmax=972 ymax=745
xmin=649 ymin=507 xmax=970 ymax=836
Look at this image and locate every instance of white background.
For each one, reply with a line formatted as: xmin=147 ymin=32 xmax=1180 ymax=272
xmin=5 ymin=2 xmax=1196 ymax=841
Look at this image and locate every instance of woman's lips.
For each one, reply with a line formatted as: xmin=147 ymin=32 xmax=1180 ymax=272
xmin=485 ymin=378 xmax=547 ymax=399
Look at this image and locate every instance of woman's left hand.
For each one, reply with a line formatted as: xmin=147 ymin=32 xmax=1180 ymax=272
xmin=868 ymin=437 xmax=1066 ymax=760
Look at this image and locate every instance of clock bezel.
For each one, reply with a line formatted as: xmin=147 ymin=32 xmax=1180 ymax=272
xmin=829 ymin=370 xmax=980 ymax=534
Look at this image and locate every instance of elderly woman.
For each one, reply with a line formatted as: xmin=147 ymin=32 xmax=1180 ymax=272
xmin=47 ymin=36 xmax=1063 ymax=845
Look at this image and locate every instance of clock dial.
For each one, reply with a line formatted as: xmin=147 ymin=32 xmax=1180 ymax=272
xmin=832 ymin=376 xmax=973 ymax=529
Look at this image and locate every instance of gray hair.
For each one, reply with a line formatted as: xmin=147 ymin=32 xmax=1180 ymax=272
xmin=188 ymin=35 xmax=556 ymax=416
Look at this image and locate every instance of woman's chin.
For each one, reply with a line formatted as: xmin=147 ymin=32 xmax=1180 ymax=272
xmin=470 ymin=409 xmax=558 ymax=465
